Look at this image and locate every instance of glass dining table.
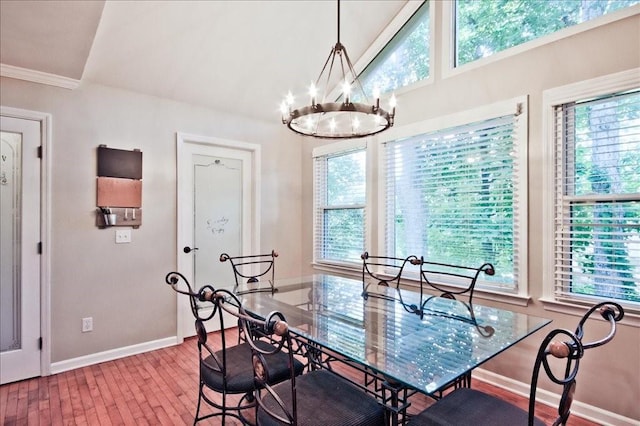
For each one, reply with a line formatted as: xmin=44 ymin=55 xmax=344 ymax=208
xmin=234 ymin=274 xmax=551 ymax=425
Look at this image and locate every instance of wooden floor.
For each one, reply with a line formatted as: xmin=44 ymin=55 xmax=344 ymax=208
xmin=1 ymin=328 xmax=600 ymax=426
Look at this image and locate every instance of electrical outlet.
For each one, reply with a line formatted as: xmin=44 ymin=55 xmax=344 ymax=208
xmin=82 ymin=317 xmax=93 ymax=332
xmin=115 ymin=229 xmax=131 ymax=244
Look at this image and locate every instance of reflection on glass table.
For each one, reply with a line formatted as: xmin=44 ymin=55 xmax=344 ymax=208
xmin=235 ymin=274 xmax=551 ymax=425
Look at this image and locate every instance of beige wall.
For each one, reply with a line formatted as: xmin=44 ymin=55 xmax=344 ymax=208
xmin=0 ymin=78 xmax=304 ymax=362
xmin=0 ymin=4 xmax=638 ymax=423
xmin=300 ymin=8 xmax=640 ymax=422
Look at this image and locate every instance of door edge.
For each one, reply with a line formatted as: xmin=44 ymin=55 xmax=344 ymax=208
xmin=0 ymin=106 xmax=52 ymax=377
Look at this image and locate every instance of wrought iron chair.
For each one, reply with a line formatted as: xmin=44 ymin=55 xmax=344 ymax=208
xmin=361 ymin=252 xmax=421 ymax=313
xmin=220 ymin=249 xmax=278 ymax=295
xmin=245 ymin=308 xmax=387 ymax=426
xmin=414 ymin=259 xmax=494 ymax=394
xmin=407 ymin=301 xmax=624 ymax=426
xmin=165 ymin=272 xmax=304 ymax=425
xmin=417 ymin=257 xmax=495 ymax=306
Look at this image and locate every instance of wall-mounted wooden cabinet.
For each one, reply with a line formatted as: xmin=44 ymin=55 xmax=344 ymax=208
xmin=96 ymin=145 xmax=142 ymax=228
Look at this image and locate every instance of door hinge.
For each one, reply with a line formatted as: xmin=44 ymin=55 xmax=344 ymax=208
xmin=37 ymin=146 xmax=43 ymax=158
xmin=38 ymin=242 xmax=42 ymax=254
xmin=38 ymin=337 xmax=43 ymax=350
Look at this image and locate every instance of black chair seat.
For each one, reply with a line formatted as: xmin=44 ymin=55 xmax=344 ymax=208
xmin=257 ymin=369 xmax=386 ymax=426
xmin=202 ymin=339 xmax=304 ymax=393
xmin=407 ymin=387 xmax=545 ymax=426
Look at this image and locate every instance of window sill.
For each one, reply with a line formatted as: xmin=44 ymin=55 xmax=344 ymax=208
xmin=540 ymin=297 xmax=640 ymax=328
xmin=312 ymin=262 xmax=362 ymax=279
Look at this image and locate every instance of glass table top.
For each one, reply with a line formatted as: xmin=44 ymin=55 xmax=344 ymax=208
xmin=236 ymin=274 xmax=551 ymax=395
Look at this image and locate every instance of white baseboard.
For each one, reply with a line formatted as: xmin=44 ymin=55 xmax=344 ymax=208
xmin=474 ymin=368 xmax=638 ymax=426
xmin=50 ymin=336 xmax=179 ymax=375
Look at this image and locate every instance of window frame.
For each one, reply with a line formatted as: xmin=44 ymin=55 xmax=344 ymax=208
xmin=542 ymin=68 xmax=640 ymax=323
xmin=441 ymin=2 xmax=640 ymax=78
xmin=377 ymin=96 xmax=530 ymax=305
xmin=345 ymin=0 xmax=435 ymax=101
xmin=312 ymin=139 xmax=370 ymax=270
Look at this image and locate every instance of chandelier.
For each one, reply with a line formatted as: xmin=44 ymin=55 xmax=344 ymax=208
xmin=280 ymin=0 xmax=396 ymax=139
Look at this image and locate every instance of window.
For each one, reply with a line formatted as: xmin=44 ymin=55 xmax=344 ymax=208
xmin=381 ymin=98 xmax=527 ymax=292
xmin=549 ymin=83 xmax=640 ymax=305
xmin=313 ymin=141 xmax=367 ymax=266
xmin=357 ymin=0 xmax=430 ymax=98
xmin=455 ymin=0 xmax=639 ymax=67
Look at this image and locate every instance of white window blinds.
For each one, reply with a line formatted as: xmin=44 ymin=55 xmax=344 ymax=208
xmin=313 ymin=145 xmax=367 ymax=265
xmin=383 ymin=111 xmax=523 ymax=289
xmin=553 ymin=89 xmax=640 ymax=304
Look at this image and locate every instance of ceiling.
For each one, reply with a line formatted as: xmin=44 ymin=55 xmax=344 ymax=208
xmin=0 ymin=0 xmax=409 ymax=123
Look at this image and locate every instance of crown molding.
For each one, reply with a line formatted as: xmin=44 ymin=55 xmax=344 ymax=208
xmin=0 ymin=63 xmax=80 ymax=89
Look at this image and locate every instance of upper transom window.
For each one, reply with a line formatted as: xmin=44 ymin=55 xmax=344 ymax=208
xmin=455 ymin=0 xmax=639 ymax=67
xmin=358 ymin=1 xmax=430 ymax=98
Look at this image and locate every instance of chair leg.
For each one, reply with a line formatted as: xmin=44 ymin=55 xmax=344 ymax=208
xmin=194 ymin=380 xmax=256 ymax=425
xmin=221 ymin=389 xmax=227 ymax=424
xmin=194 ymin=382 xmax=204 ymax=425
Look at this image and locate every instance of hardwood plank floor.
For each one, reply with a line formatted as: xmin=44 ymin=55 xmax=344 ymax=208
xmin=1 ymin=329 xmax=600 ymax=425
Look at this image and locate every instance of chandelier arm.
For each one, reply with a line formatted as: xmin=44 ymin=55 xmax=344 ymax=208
xmin=336 ymin=47 xmax=355 ymax=132
xmin=321 ymin=46 xmax=339 ymax=104
xmin=338 ymin=45 xmax=349 ymax=97
xmin=316 ymin=45 xmax=338 ymax=93
xmin=341 ymin=46 xmax=371 ymax=105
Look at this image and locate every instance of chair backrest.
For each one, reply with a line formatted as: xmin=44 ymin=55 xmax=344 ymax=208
xmin=195 ymin=287 xmax=295 ymax=424
xmin=528 ymin=301 xmax=624 ymax=426
xmin=418 ymin=257 xmax=494 ymax=305
xmin=165 ymin=271 xmax=212 ymax=320
xmin=220 ymin=249 xmax=278 ymax=294
xmin=245 ymin=310 xmax=299 ymax=425
xmin=165 ymin=272 xmax=282 ymax=381
xmin=165 ymin=271 xmax=236 ymax=381
xmin=361 ymin=252 xmax=420 ymax=304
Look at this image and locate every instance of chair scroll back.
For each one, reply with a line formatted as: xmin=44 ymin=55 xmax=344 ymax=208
xmin=528 ymin=301 xmax=624 ymax=426
xmin=361 ymin=252 xmax=421 ymax=308
xmin=220 ymin=249 xmax=278 ymax=294
xmin=165 ymin=271 xmax=217 ymax=321
xmin=165 ymin=271 xmax=232 ymax=375
xmin=418 ymin=257 xmax=494 ymax=306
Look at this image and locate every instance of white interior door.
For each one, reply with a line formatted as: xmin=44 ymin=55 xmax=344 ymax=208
xmin=0 ymin=116 xmax=41 ymax=384
xmin=176 ymin=133 xmax=260 ymax=339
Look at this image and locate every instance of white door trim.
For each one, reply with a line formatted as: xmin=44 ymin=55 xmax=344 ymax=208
xmin=175 ymin=132 xmax=261 ymax=342
xmin=1 ymin=106 xmax=52 ymax=377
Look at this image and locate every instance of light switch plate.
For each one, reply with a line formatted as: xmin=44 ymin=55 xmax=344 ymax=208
xmin=115 ymin=229 xmax=132 ymax=244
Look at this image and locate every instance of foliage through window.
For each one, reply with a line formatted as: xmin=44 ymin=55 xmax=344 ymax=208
xmin=553 ymin=90 xmax=640 ymax=303
xmin=455 ymin=0 xmax=639 ymax=67
xmin=357 ymin=1 xmax=430 ymax=99
xmin=383 ymin=103 xmax=525 ymax=290
xmin=313 ymin=145 xmax=366 ymax=265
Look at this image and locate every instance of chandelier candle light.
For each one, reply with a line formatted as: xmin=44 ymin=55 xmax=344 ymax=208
xmin=280 ymin=0 xmax=396 ymax=139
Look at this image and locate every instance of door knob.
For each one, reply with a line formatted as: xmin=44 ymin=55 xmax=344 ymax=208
xmin=183 ymin=246 xmax=199 ymax=254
